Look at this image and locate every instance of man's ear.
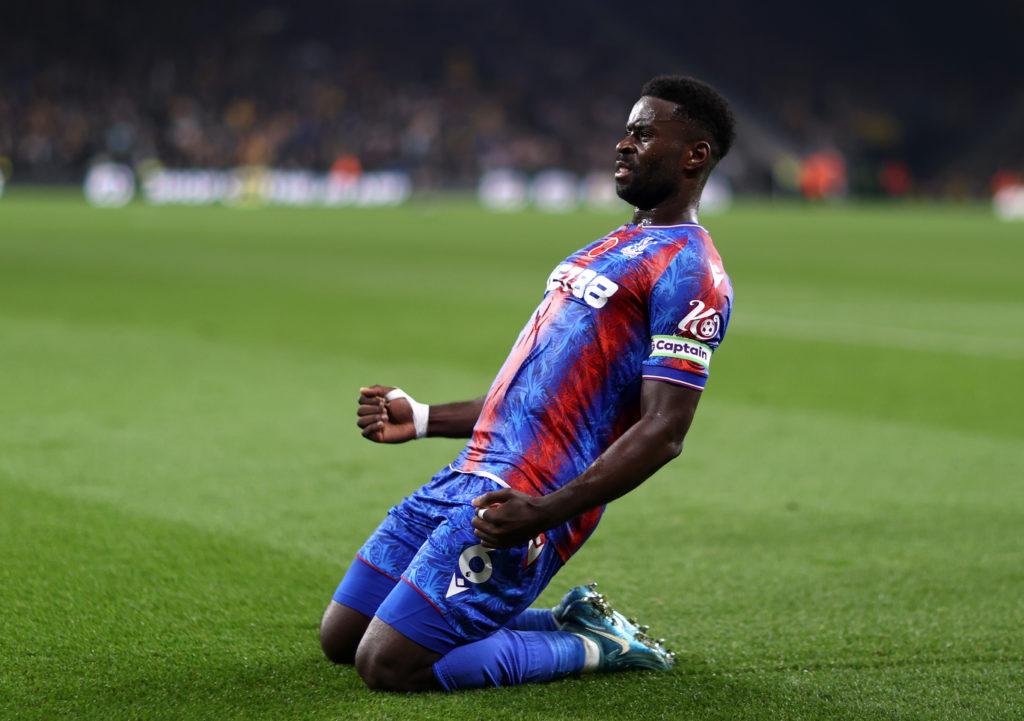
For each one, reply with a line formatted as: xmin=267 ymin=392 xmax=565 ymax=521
xmin=684 ymin=140 xmax=711 ymax=172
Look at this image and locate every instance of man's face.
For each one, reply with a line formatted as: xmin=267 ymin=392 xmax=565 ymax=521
xmin=614 ymin=96 xmax=688 ymax=209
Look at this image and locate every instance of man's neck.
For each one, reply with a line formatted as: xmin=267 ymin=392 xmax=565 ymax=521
xmin=631 ymin=203 xmax=699 ymax=227
xmin=630 ymin=186 xmax=702 ymax=226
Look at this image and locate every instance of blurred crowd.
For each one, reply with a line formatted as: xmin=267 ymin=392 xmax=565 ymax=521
xmin=2 ymin=1 xmax=1020 ymax=197
xmin=0 ymin=41 xmax=632 ymax=189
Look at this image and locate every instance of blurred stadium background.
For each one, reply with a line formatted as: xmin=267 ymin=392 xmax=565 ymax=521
xmin=2 ymin=3 xmax=1023 ymax=721
xmin=2 ymin=0 xmax=1023 ymax=210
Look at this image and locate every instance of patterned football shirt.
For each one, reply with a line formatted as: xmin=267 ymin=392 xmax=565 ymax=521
xmin=451 ymin=222 xmax=733 ymax=560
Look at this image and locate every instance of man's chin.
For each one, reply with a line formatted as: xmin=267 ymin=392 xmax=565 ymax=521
xmin=615 ymin=183 xmax=646 ymax=208
xmin=614 ymin=180 xmax=635 ymax=203
xmin=615 ymin=177 xmax=672 ymax=210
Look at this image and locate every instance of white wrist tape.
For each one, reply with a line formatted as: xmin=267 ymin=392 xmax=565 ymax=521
xmin=384 ymin=388 xmax=430 ymax=439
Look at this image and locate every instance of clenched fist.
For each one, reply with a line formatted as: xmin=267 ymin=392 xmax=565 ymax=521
xmin=356 ymin=385 xmax=416 ymax=443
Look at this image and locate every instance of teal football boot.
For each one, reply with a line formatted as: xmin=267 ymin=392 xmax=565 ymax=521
xmin=553 ymin=582 xmax=675 ymax=671
xmin=551 ymin=582 xmax=602 ymax=624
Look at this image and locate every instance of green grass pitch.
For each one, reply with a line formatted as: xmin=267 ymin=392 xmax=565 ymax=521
xmin=1 ymin=192 xmax=1022 ymax=720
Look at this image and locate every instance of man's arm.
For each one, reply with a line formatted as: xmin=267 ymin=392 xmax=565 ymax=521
xmin=427 ymin=398 xmax=486 ymax=438
xmin=356 ymin=385 xmax=484 ymax=442
xmin=470 ymin=379 xmax=700 ymax=547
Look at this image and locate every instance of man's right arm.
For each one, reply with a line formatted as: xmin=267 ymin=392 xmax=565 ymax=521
xmin=356 ymin=385 xmax=483 ymax=443
xmin=425 ymin=398 xmax=485 ymax=438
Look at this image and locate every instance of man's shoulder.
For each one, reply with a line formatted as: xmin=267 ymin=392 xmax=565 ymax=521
xmin=662 ymin=225 xmax=728 ymax=283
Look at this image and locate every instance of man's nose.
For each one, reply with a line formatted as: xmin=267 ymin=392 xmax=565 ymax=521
xmin=616 ymin=136 xmax=636 ymax=155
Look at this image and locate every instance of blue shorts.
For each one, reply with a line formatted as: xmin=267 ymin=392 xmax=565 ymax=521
xmin=332 ymin=465 xmax=564 ymax=653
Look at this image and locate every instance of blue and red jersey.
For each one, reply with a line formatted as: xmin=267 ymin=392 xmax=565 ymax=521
xmin=451 ymin=222 xmax=733 ymax=561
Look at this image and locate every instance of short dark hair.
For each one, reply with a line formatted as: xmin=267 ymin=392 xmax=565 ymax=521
xmin=640 ymin=75 xmax=736 ymax=161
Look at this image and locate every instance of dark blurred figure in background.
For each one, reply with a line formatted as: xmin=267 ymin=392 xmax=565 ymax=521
xmin=1 ymin=0 xmax=1021 ymax=198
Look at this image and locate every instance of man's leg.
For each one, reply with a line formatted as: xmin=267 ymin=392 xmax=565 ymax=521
xmin=354 ymin=583 xmax=587 ymax=692
xmin=319 ymin=469 xmax=558 ymax=665
xmin=320 ymin=508 xmax=433 ymax=664
xmin=319 ymin=601 xmax=372 ymax=665
xmin=354 ymin=581 xmax=679 ymax=692
xmin=353 ymin=504 xmax=588 ymax=692
xmin=354 ymin=617 xmax=442 ymax=691
xmin=352 ymin=504 xmax=674 ymax=692
xmin=504 ymin=607 xmax=560 ymax=632
xmin=356 ymin=618 xmax=586 ymax=692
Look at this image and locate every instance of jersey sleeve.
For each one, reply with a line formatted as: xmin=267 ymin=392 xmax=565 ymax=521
xmin=641 ymin=241 xmax=732 ymax=391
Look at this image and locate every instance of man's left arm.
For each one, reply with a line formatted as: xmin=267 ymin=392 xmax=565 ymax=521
xmin=470 ymin=379 xmax=700 ymax=548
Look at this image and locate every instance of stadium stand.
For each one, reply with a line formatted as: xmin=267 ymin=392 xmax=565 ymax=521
xmin=1 ymin=0 xmax=1020 ymax=196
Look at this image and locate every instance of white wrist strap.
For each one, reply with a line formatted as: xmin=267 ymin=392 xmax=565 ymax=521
xmin=384 ymin=388 xmax=430 ymax=439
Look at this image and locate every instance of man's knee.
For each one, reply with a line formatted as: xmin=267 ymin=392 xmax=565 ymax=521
xmin=319 ymin=602 xmax=370 ymax=665
xmin=355 ymin=643 xmax=440 ymax=692
xmin=319 ymin=621 xmax=356 ymax=665
xmin=354 ymin=619 xmax=441 ymax=692
xmin=354 ymin=642 xmax=405 ymax=691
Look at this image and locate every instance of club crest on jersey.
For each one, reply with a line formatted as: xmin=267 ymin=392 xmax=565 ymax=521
xmin=621 ymin=237 xmax=655 ymax=259
xmin=546 ymin=263 xmax=620 ymax=309
xmin=678 ymin=299 xmax=721 ymax=341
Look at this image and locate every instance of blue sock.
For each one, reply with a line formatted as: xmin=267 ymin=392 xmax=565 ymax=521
xmin=433 ymin=629 xmax=584 ymax=690
xmin=505 ymin=608 xmax=559 ymax=632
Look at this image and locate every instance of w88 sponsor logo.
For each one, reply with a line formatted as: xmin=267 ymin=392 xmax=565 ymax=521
xmin=546 ymin=263 xmax=620 ymax=309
